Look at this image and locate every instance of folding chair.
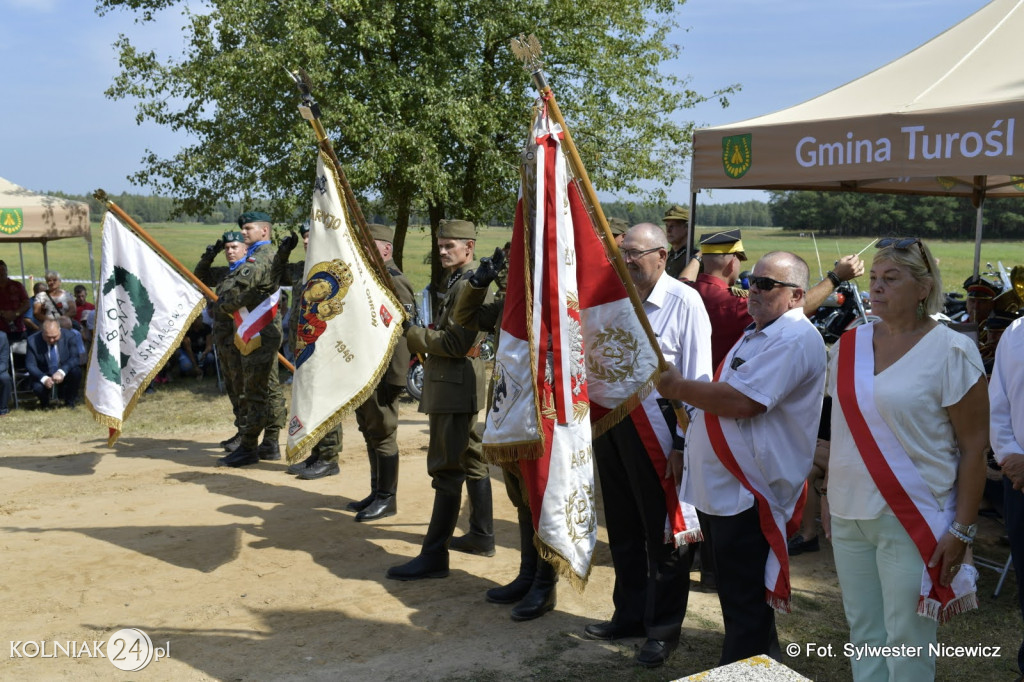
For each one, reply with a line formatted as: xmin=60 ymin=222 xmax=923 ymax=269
xmin=975 ymin=553 xmax=1014 ymax=598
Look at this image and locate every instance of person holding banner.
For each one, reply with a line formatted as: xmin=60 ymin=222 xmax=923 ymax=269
xmin=195 ymin=229 xmax=249 ymax=452
xmin=658 ymin=251 xmax=826 ymax=665
xmin=582 ymin=223 xmax=712 ymax=668
xmin=824 ymin=238 xmax=987 ymax=681
xmin=216 ymin=211 xmax=288 ymax=467
xmin=386 ymin=219 xmax=492 ymax=580
xmin=343 ymin=223 xmax=416 ymax=519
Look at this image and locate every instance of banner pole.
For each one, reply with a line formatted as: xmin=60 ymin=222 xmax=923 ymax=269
xmin=92 ymin=191 xmax=295 ymax=374
xmin=510 ymin=36 xmax=668 ymax=373
xmin=285 ymin=69 xmax=400 ymax=299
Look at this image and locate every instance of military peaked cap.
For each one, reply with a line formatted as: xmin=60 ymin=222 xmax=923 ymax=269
xmin=607 ymin=217 xmax=629 ymax=236
xmin=663 ymin=204 xmax=689 ymax=222
xmin=699 ymin=229 xmax=747 ymax=261
xmin=368 ymin=223 xmax=395 ymax=243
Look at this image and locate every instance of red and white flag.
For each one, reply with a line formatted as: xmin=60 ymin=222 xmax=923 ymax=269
xmin=483 ymin=105 xmax=694 ymax=587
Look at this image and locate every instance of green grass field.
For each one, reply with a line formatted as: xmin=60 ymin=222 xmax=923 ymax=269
xmin=2 ymin=222 xmax=1019 ymax=296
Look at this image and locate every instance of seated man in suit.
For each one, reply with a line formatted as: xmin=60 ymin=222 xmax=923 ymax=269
xmin=25 ymin=319 xmax=82 ymax=409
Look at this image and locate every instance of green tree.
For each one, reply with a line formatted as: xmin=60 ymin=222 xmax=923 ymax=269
xmin=97 ymin=0 xmax=735 ymax=275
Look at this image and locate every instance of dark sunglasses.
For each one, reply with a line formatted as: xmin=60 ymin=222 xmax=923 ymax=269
xmin=749 ymin=275 xmax=800 ymax=291
xmin=876 ymin=237 xmax=933 ymax=275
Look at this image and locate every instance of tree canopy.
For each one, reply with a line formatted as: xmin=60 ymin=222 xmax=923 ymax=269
xmin=97 ymin=0 xmax=735 ymax=269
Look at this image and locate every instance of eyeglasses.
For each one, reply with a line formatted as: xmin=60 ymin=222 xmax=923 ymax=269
xmin=876 ymin=237 xmax=933 ymax=275
xmin=748 ymin=275 xmax=800 ymax=291
xmin=621 ymin=247 xmax=662 ymax=261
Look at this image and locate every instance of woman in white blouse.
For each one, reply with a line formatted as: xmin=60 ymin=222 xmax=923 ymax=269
xmin=823 ymin=238 xmax=988 ymax=681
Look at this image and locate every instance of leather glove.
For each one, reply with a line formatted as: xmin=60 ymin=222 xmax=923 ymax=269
xmin=401 ymin=318 xmax=413 ymax=334
xmin=469 ymin=247 xmax=506 ymax=288
xmin=279 ymin=231 xmax=299 ymax=255
xmin=203 ymin=239 xmax=224 ymax=259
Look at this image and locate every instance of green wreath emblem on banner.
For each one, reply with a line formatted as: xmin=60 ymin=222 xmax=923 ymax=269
xmin=97 ymin=266 xmax=155 ymax=383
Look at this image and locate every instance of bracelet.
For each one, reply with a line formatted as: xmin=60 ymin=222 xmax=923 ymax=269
xmin=826 ymin=270 xmax=843 ymax=288
xmin=947 ymin=526 xmax=974 ymax=545
xmin=819 ymin=488 xmax=827 ymax=496
xmin=694 ymin=254 xmax=703 ymax=263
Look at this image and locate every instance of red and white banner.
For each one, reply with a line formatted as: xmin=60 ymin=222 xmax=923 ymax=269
xmin=836 ymin=324 xmax=977 ymax=622
xmin=233 ymin=289 xmax=281 ymax=354
xmin=484 ymin=105 xmax=693 ymax=587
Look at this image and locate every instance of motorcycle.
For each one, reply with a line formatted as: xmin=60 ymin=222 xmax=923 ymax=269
xmin=810 ymin=279 xmax=877 ymax=345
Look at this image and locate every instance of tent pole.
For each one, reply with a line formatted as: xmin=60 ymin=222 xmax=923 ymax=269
xmin=42 ymin=243 xmax=49 ymax=275
xmin=18 ymin=244 xmax=26 ymax=283
xmin=971 ymin=175 xmax=986 ymax=279
xmin=687 ymin=189 xmax=697 ymax=261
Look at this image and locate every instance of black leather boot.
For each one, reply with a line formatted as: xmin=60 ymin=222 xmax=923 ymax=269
xmin=220 ymin=432 xmax=242 ymax=452
xmin=356 ymin=453 xmax=398 ymax=522
xmin=510 ymin=558 xmax=558 ymax=621
xmin=486 ymin=508 xmax=538 ymax=604
xmin=257 ymin=433 xmax=281 ymax=461
xmin=346 ymin=446 xmax=378 ymax=512
xmin=286 ymin=451 xmax=319 ymax=475
xmin=450 ymin=477 xmax=495 ymax=556
xmin=386 ymin=491 xmax=460 ymax=581
xmin=217 ymin=444 xmax=259 ymax=468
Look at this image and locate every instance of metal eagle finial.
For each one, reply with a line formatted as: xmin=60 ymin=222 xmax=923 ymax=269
xmin=510 ymin=34 xmax=548 ymax=91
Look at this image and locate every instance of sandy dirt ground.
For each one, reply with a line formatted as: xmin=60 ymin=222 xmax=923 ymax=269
xmin=1 ymin=404 xmax=860 ymax=681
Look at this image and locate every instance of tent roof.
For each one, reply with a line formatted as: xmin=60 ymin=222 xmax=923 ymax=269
xmin=691 ymin=0 xmax=1024 ymax=197
xmin=0 ymin=177 xmax=91 ymax=244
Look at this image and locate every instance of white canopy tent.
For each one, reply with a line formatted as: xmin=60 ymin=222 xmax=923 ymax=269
xmin=689 ymin=0 xmax=1024 ymax=276
xmin=0 ymin=176 xmax=95 ymax=288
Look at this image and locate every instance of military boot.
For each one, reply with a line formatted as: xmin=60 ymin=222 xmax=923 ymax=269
xmin=450 ymin=477 xmax=495 ymax=556
xmin=510 ymin=558 xmax=558 ymax=622
xmin=346 ymin=446 xmax=379 ymax=512
xmin=218 ymin=440 xmax=259 ymax=467
xmin=386 ymin=491 xmax=460 ymax=581
xmin=486 ymin=508 xmax=538 ymax=604
xmin=257 ymin=432 xmax=281 ymax=461
xmin=286 ymin=452 xmax=320 ymax=475
xmin=220 ymin=432 xmax=242 ymax=452
xmin=356 ymin=453 xmax=398 ymax=522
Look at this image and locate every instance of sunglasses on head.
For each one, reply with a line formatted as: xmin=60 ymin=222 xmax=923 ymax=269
xmin=876 ymin=237 xmax=933 ymax=275
xmin=748 ymin=275 xmax=800 ymax=291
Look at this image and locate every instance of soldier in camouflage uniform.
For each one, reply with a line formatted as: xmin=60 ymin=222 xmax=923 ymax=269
xmin=216 ymin=211 xmax=287 ymax=468
xmin=386 ymin=219 xmax=492 ymax=580
xmin=194 ymin=230 xmax=249 ymax=451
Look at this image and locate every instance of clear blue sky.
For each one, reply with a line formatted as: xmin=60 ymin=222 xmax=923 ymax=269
xmin=0 ymin=0 xmax=991 ymax=205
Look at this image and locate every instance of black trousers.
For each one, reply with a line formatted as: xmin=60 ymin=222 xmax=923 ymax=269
xmin=706 ymin=504 xmax=782 ymax=665
xmin=1004 ymin=477 xmax=1024 ymax=674
xmin=593 ymin=417 xmax=695 ymax=642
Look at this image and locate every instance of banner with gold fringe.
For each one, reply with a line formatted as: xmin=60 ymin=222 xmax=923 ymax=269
xmin=483 ymin=105 xmax=661 ymax=588
xmin=285 ymin=151 xmax=406 ymax=462
xmin=85 ymin=211 xmax=206 ymax=445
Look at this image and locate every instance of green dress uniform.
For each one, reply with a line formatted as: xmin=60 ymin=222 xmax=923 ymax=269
xmin=386 ymin=218 xmax=493 ymax=581
xmin=217 ymin=241 xmax=286 ymax=457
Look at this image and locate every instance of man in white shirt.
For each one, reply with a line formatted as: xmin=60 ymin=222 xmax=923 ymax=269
xmin=658 ymin=251 xmax=826 ymax=665
xmin=988 ymin=316 xmax=1024 ymax=679
xmin=582 ymin=223 xmax=712 ymax=668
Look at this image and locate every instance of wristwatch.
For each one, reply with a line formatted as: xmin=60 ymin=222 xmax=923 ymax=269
xmin=948 ymin=521 xmax=977 ymax=544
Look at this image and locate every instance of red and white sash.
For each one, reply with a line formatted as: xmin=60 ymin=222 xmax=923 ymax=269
xmin=703 ymin=362 xmax=805 ymax=613
xmin=233 ymin=289 xmax=281 ymax=355
xmin=836 ymin=324 xmax=977 ymax=622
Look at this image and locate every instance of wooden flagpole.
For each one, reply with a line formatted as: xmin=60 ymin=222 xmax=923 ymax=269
xmin=93 ymin=191 xmax=296 ymax=373
xmin=285 ymin=68 xmax=401 ymax=298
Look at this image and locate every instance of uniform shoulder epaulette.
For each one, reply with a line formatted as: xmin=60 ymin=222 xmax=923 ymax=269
xmin=729 ymin=285 xmax=749 ymax=298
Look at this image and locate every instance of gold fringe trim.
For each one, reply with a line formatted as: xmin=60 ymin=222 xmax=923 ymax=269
xmin=482 ymin=440 xmax=544 ymax=464
xmin=534 ymin=535 xmax=592 ymax=594
xmin=87 ymin=300 xmax=206 ymax=446
xmin=590 ymin=368 xmax=659 ymax=439
xmin=234 ymin=333 xmax=262 ymax=355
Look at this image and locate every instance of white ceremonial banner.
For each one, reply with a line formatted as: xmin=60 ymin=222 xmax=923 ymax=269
xmin=86 ymin=211 xmax=206 ymax=444
xmin=285 ymin=152 xmax=406 ymax=460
